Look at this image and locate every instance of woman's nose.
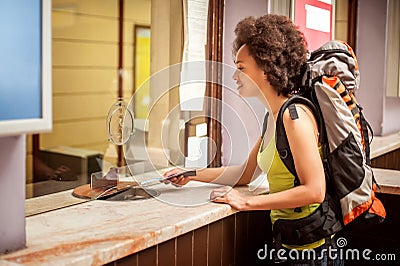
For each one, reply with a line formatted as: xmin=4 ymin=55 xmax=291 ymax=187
xmin=232 ymin=69 xmax=240 ymax=81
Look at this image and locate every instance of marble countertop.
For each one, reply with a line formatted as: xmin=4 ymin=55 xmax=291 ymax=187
xmin=373 ymin=168 xmax=400 ymax=195
xmin=0 ymin=181 xmax=265 ymax=266
xmin=370 ymin=131 xmax=400 ymax=159
xmin=368 ymin=131 xmax=400 ymax=194
xmin=25 ymin=189 xmax=87 ymax=217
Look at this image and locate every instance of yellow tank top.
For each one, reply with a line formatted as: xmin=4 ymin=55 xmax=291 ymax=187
xmin=257 ymin=136 xmax=326 ymax=250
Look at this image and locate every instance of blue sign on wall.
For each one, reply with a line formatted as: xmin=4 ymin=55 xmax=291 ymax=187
xmin=0 ymin=0 xmax=42 ymax=120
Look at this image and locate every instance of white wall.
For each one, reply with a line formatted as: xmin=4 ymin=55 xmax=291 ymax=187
xmin=356 ymin=0 xmax=400 ymax=136
xmin=0 ymin=136 xmax=26 ymax=253
xmin=221 ymin=0 xmax=269 ymax=166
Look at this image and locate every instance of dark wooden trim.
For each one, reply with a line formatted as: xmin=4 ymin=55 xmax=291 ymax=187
xmin=118 ymin=0 xmax=124 ymax=100
xmin=347 ymin=0 xmax=358 ymax=51
xmin=205 ymin=0 xmax=224 ymax=168
xmin=117 ymin=0 xmax=124 ymax=167
xmin=32 ymin=134 xmax=40 ymax=181
xmin=184 ymin=120 xmax=190 ymax=157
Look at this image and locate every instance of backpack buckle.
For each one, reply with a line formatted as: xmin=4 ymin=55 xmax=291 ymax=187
xmin=279 ymin=150 xmax=288 ymax=159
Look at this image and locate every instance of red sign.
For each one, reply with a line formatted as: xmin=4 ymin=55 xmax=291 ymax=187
xmin=294 ymin=0 xmax=333 ymax=51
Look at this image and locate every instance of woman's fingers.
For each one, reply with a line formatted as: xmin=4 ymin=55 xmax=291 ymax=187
xmin=163 ymin=168 xmax=184 ymax=178
xmin=210 ymin=186 xmax=232 ymax=201
xmin=210 ymin=187 xmax=247 ymax=211
xmin=162 ymin=168 xmax=191 ymax=186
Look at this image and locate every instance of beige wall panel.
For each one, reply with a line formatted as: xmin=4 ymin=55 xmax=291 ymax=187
xmin=123 ymin=44 xmax=134 ymax=68
xmin=53 ymin=11 xmax=118 ymax=42
xmin=53 ymin=41 xmax=118 ymax=67
xmin=53 ymin=0 xmax=118 ymax=18
xmin=149 ymin=0 xmax=182 ymax=150
xmin=123 ymin=86 xmax=134 ymax=99
xmin=120 ymin=67 xmax=134 ymax=99
xmin=41 ymin=119 xmax=108 ymax=148
xmin=26 ymin=135 xmax=32 ymax=154
xmin=53 ymin=95 xmax=115 ymax=122
xmin=123 ymin=21 xmax=134 ymax=44
xmin=335 ymin=0 xmax=349 ymax=21
xmin=53 ymin=69 xmax=118 ymax=94
xmin=335 ymin=22 xmax=348 ymax=42
xmin=124 ymin=0 xmax=151 ymax=23
xmin=26 ymin=155 xmax=33 ymax=184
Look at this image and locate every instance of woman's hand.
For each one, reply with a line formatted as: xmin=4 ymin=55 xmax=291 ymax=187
xmin=162 ymin=168 xmax=192 ymax=186
xmin=210 ymin=186 xmax=249 ymax=211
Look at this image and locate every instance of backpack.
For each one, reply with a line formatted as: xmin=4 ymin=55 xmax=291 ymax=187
xmin=271 ymin=40 xmax=386 ymax=247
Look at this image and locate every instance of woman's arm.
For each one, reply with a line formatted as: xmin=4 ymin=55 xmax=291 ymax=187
xmin=164 ymin=137 xmax=263 ymax=186
xmin=212 ymin=105 xmax=325 ymax=210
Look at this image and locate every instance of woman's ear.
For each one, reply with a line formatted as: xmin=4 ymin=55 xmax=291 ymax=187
xmin=263 ymin=71 xmax=268 ymax=80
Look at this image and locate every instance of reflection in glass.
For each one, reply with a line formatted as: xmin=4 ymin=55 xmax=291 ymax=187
xmin=26 ymin=0 xmax=152 ymax=200
xmin=107 ymin=99 xmax=135 ymax=145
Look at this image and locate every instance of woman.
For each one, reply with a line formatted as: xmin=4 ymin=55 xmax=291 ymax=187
xmin=164 ymin=14 xmax=342 ymax=265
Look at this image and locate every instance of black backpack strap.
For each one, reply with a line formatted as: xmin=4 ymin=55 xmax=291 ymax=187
xmin=261 ymin=111 xmax=269 ymax=138
xmin=358 ymin=104 xmax=373 ymax=165
xmin=272 ymin=199 xmax=342 ymax=247
xmin=276 ymin=96 xmax=324 ymax=212
xmin=276 ymin=96 xmax=323 ymax=177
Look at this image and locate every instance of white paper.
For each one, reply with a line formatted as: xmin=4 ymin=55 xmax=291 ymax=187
xmin=305 ymin=4 xmax=331 ymax=33
xmin=179 ymin=0 xmax=209 ymax=111
xmin=318 ymin=0 xmax=332 ymax=5
xmin=196 ymin=123 xmax=207 ymax=137
xmin=179 ymin=83 xmax=206 ymax=111
xmin=185 ymin=136 xmax=208 ymax=168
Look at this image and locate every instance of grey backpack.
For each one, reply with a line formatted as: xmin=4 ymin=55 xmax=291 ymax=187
xmin=271 ymin=40 xmax=386 ymax=247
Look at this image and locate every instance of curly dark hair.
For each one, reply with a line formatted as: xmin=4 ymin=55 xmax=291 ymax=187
xmin=233 ymin=14 xmax=308 ymax=96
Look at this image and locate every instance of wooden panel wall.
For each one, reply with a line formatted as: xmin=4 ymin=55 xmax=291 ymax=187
xmin=371 ymin=149 xmax=400 ymax=170
xmin=104 ymin=211 xmax=273 ymax=266
xmin=335 ymin=0 xmax=349 ymax=42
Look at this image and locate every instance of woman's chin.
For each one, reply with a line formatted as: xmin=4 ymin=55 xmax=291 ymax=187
xmin=238 ymin=90 xmax=250 ymax=98
xmin=237 ymin=87 xmax=245 ymax=96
